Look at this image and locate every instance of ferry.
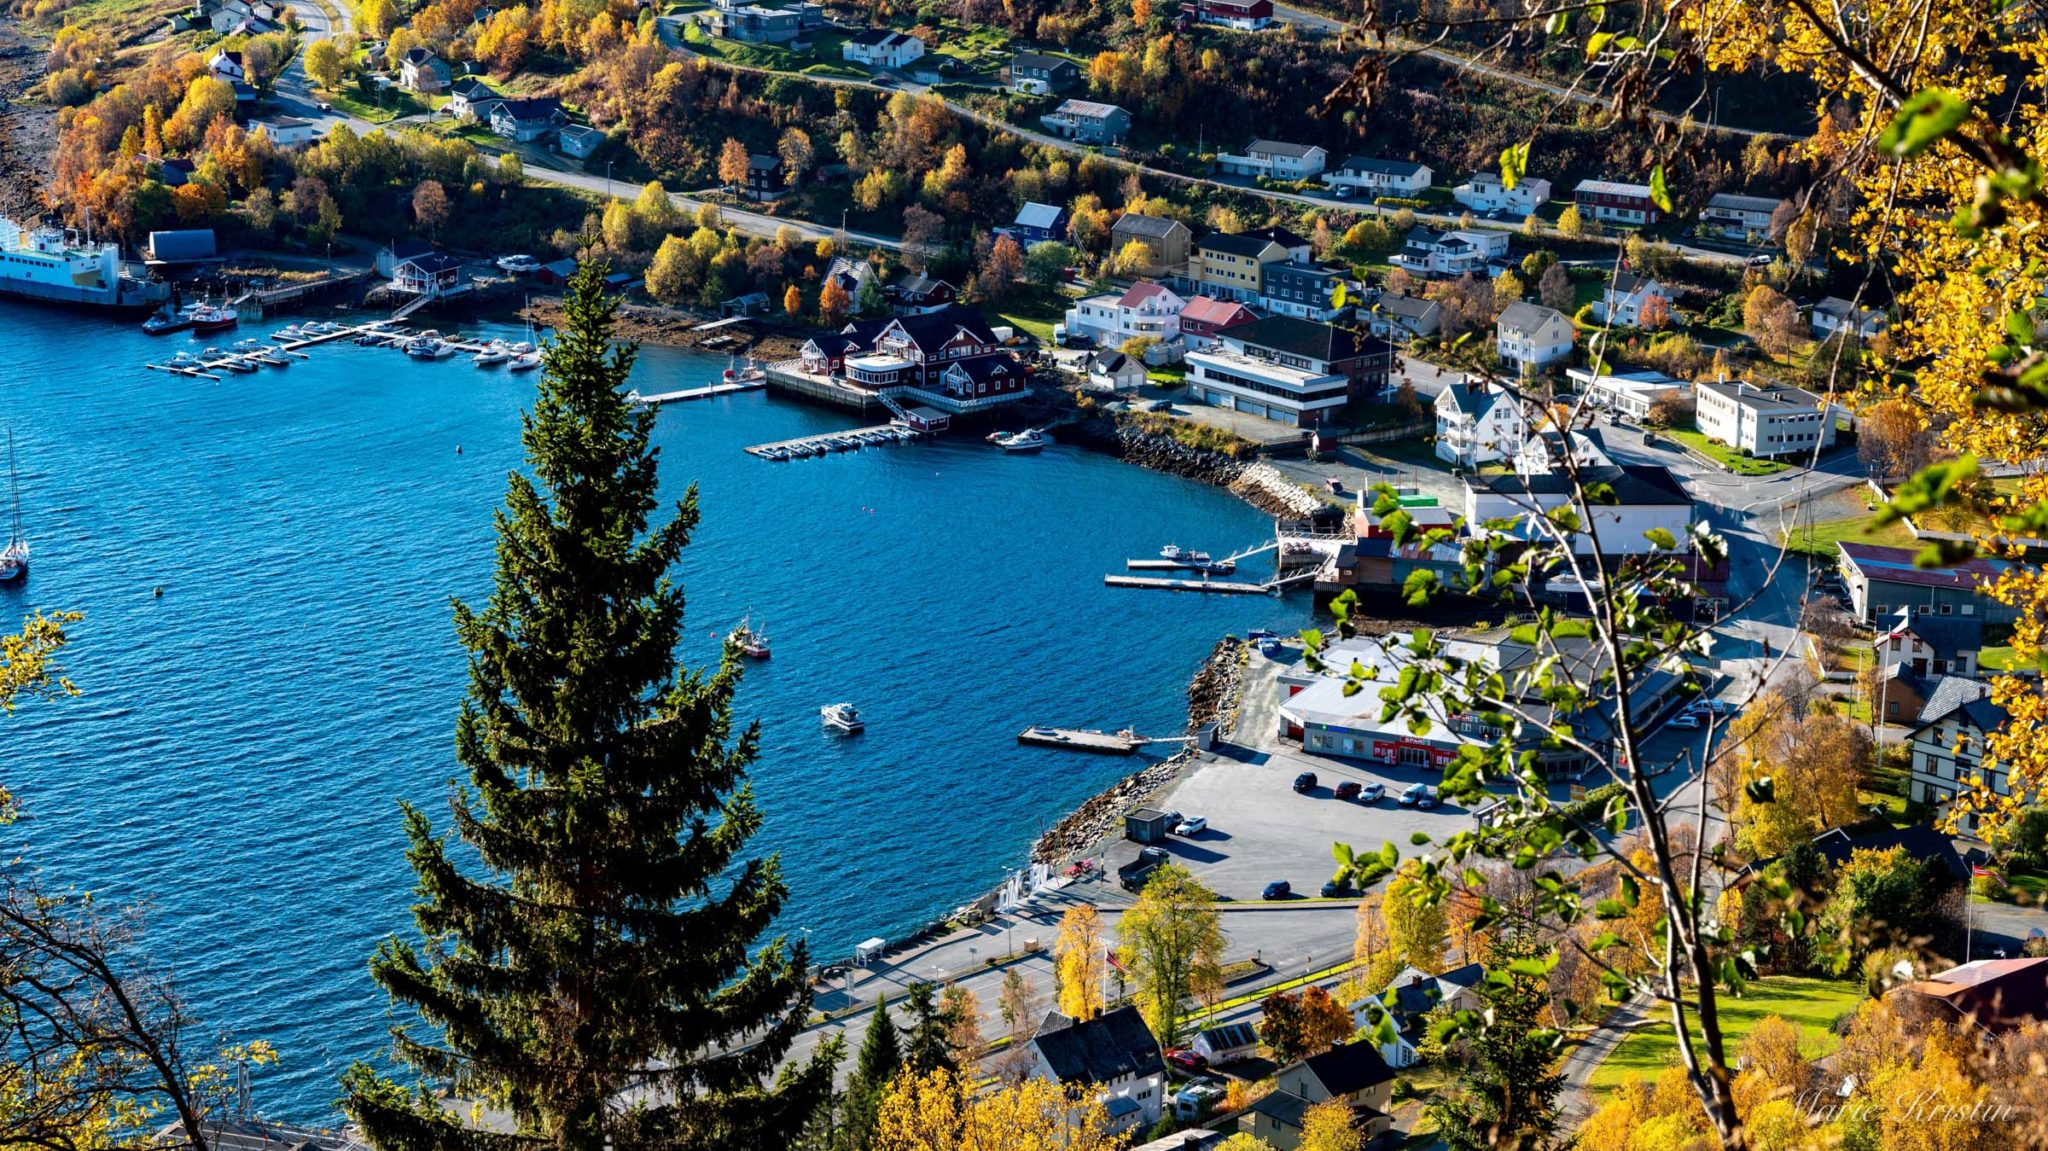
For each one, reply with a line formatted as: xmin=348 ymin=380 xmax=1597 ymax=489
xmin=729 ymin=617 xmax=771 ymax=659
xmin=0 ymin=216 xmax=167 ymax=312
xmin=1 ymin=430 xmax=26 ymax=585
xmin=820 ymin=703 xmax=865 ymax=733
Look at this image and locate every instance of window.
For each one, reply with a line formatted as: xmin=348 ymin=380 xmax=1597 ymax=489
xmin=1939 ymin=603 xmax=1952 ymax=614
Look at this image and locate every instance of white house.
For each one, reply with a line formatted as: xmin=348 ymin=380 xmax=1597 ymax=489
xmin=1494 ymin=302 xmax=1575 ymax=372
xmin=1434 ymin=379 xmax=1526 ymax=467
xmin=1218 ymin=139 xmax=1328 ymax=182
xmin=1063 ymin=281 xmax=1186 ymax=347
xmin=1189 ymin=1021 xmax=1260 ymax=1067
xmin=1904 ymin=683 xmax=2009 ymax=831
xmin=1027 ymin=1007 xmax=1166 ymax=1137
xmin=1593 ymin=272 xmax=1668 ymax=327
xmin=1351 ymin=964 xmax=1488 ymax=1070
xmin=1564 ymin=367 xmax=1691 ymax=420
xmin=1453 ymin=171 xmax=1552 ymax=216
xmin=1393 ymin=227 xmax=1509 ymax=277
xmin=1700 ymin=192 xmax=1787 ymax=242
xmin=841 ymin=28 xmax=924 ymax=68
xmin=206 ymin=48 xmax=245 ymax=82
xmin=556 ymin=124 xmax=604 ymax=159
xmin=1513 ymin=426 xmax=1613 ymax=477
xmin=246 ymin=115 xmax=316 ymax=148
xmin=1085 ymin=349 xmax=1147 ymax=392
xmin=1322 ymin=155 xmax=1432 ymax=196
xmin=1696 ymin=378 xmax=1840 ymax=458
xmin=1810 ymin=296 xmax=1889 ymax=339
xmin=1367 ymin=291 xmax=1442 ymax=340
xmin=1877 ymin=606 xmax=1985 ymax=679
xmin=399 ymin=48 xmax=452 ymax=94
xmin=1464 ymin=465 xmax=1694 ymax=556
xmin=489 ymin=97 xmax=566 ymax=143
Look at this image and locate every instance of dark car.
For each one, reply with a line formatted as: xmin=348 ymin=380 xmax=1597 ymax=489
xmin=1334 ymin=781 xmax=1363 ymax=802
xmin=1320 ymin=879 xmax=1355 ymax=898
xmin=1293 ymin=772 xmax=1317 ymax=793
xmin=1262 ymin=880 xmax=1292 ymax=900
xmin=1165 ymin=1049 xmax=1207 ymax=1072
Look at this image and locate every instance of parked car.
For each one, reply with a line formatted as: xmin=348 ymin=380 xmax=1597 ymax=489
xmin=1641 ymin=433 xmax=1662 ymax=447
xmin=315 ymin=100 xmax=332 ymax=112
xmin=1117 ymin=846 xmax=1171 ymax=892
xmin=1320 ymin=879 xmax=1353 ymax=897
xmin=1399 ymin=783 xmax=1438 ymax=808
xmin=1147 ymin=399 xmax=1174 ymax=412
xmin=1333 ymin=184 xmax=1354 ymax=199
xmin=1334 ymin=781 xmax=1363 ymax=802
xmin=1175 ymin=815 xmax=1208 ymax=836
xmin=1293 ymin=771 xmax=1318 ymax=794
xmin=1357 ymin=782 xmax=1386 ymax=804
xmin=1165 ymin=1049 xmax=1208 ymax=1072
xmin=1262 ymin=880 xmax=1293 ymax=900
xmin=1158 ymin=810 xmax=1183 ymax=830
xmin=1668 ymin=711 xmax=1701 ymax=730
xmin=1748 ymin=253 xmax=1774 ymax=266
xmin=1686 ymin=698 xmax=1735 ymax=717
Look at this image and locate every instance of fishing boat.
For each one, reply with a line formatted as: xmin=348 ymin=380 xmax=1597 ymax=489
xmin=472 ymin=341 xmax=511 ymax=366
xmin=989 ymin=427 xmax=1049 ymax=453
xmin=142 ymin=302 xmax=195 ymax=336
xmin=189 ymin=304 xmax=238 ymax=333
xmin=1191 ymin=557 xmax=1237 ymax=575
xmin=729 ymin=617 xmax=771 ymax=659
xmin=724 ymin=354 xmax=766 ymax=383
xmin=1 ymin=430 xmax=27 ymax=584
xmin=820 ymin=703 xmax=864 ymax=733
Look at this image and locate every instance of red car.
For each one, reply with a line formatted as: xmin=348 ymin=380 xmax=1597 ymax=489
xmin=1165 ymin=1049 xmax=1208 ymax=1072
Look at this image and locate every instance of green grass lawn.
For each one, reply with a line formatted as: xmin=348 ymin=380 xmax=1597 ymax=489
xmin=1778 ymin=512 xmax=1918 ymax=559
xmin=1358 ymin=436 xmax=1453 ymax=474
xmin=325 ymin=86 xmax=433 ymax=124
xmin=1667 ymin=424 xmax=1793 ymax=476
xmin=1587 ymin=977 xmax=1864 ymax=1095
xmin=1147 ymin=363 xmax=1188 ymax=385
xmin=991 ymin=293 xmax=1068 ymax=343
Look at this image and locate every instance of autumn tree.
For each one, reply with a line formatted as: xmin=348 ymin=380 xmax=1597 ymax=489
xmin=872 ymin=1067 xmax=1122 ymax=1151
xmin=1493 ymin=269 xmax=1526 ymax=311
xmin=1857 ymin=397 xmax=1935 ymax=481
xmin=1638 ymin=292 xmax=1672 ymax=330
xmin=411 ymin=179 xmax=450 ymax=237
xmin=339 ymin=264 xmax=836 ymax=1151
xmin=819 ymin=278 xmax=852 ymax=327
xmin=937 ymin=984 xmax=987 ymax=1066
xmin=1117 ymin=863 xmax=1225 ymax=1050
xmin=646 ymin=234 xmax=692 ymax=305
xmin=304 ymin=39 xmax=344 ymax=90
xmin=1296 ymin=1099 xmax=1362 ymax=1151
xmin=783 ymin=283 xmax=803 ymax=320
xmin=1258 ymin=985 xmax=1355 ymax=1063
xmin=777 ymin=127 xmax=814 ymax=187
xmin=718 ymin=137 xmax=750 ymax=191
xmin=1052 ymin=904 xmax=1107 ymax=1022
xmin=978 ymin=234 xmax=1025 ymax=300
xmin=1537 ymin=264 xmax=1573 ymax=313
xmin=1383 ymin=861 xmax=1448 ymax=975
xmin=1743 ymin=284 xmax=1804 ymax=357
xmin=1024 ymin=241 xmax=1079 ymax=289
xmin=1554 ymin=204 xmax=1583 ymax=239
xmin=1 ymin=611 xmax=75 ymax=712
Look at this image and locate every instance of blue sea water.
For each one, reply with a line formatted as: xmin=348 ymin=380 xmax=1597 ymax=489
xmin=0 ymin=300 xmax=1296 ymax=1120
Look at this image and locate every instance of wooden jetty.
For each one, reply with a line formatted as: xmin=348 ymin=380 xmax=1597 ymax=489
xmin=1103 ymin=574 xmax=1277 ymax=595
xmin=745 ymin=424 xmax=921 ymax=459
xmin=634 ymin=379 xmax=769 ymax=405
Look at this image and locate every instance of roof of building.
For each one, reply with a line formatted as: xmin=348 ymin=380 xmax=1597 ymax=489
xmin=1113 ymin=212 xmax=1188 ymax=239
xmin=1180 ymin=295 xmax=1257 ymax=327
xmin=557 ymin=124 xmax=602 ymax=140
xmin=895 ymin=271 xmax=953 ymax=297
xmin=1245 ymin=139 xmax=1323 ymax=158
xmin=1089 ymin=350 xmax=1133 ymax=374
xmin=451 ymin=77 xmax=497 ymax=98
xmin=747 ymin=153 xmax=782 ymax=172
xmin=1224 ymin=314 xmax=1375 ymax=362
xmin=1265 ymin=260 xmax=1341 ymax=283
xmin=1198 ymin=232 xmax=1282 ymax=259
xmin=1812 ymin=824 xmax=1970 ymax=881
xmin=1298 ymin=1039 xmax=1396 ymax=1096
xmin=1032 ymin=1005 xmax=1164 ymax=1085
xmin=1900 ymin=958 xmax=2048 ymax=1034
xmin=1707 ymin=191 xmax=1787 ymax=213
xmin=1883 ymin=607 xmax=1986 ymax=654
xmin=1014 ymin=201 xmax=1065 ymax=230
xmin=403 ymin=46 xmax=442 ymax=66
xmin=494 ymin=96 xmax=563 ymax=120
xmin=1051 ymin=98 xmax=1126 ymax=118
xmin=1812 ymin=295 xmax=1885 ymax=319
xmin=251 ymin=115 xmax=313 ymax=129
xmin=1837 ymin=541 xmax=2012 ymax=593
xmin=1373 ymin=291 xmax=1440 ymax=321
xmin=881 ymin=303 xmax=1002 ymax=350
xmin=1127 ymin=1129 xmax=1225 ymax=1151
xmin=847 ymin=26 xmax=916 ymax=45
xmin=212 ymin=48 xmax=243 ymax=64
xmin=1465 ymin=464 xmax=1691 ymax=506
xmin=1438 ymin=378 xmax=1512 ymax=417
xmin=1240 ymin=225 xmax=1312 ymax=250
xmin=1336 ymin=155 xmax=1427 ymax=177
xmin=1197 ymin=1020 xmax=1260 ymax=1050
xmin=1609 ymin=271 xmax=1661 ymax=296
xmin=1497 ymin=301 xmax=1569 ymax=337
xmin=1696 ymin=377 xmax=1829 ymax=414
xmin=1117 ymin=281 xmax=1179 ymax=308
xmin=1010 ymin=50 xmax=1078 ymax=72
xmin=398 ymin=252 xmax=464 ymax=275
xmin=1576 ymin=178 xmax=1654 ymax=198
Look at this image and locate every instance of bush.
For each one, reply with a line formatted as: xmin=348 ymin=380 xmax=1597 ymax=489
xmin=1972 ymin=874 xmax=2010 ymax=901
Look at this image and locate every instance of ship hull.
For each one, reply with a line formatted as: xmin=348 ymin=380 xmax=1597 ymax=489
xmin=0 ymin=278 xmax=169 ymax=316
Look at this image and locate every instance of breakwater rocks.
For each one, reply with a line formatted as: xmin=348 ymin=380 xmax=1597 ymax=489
xmin=1030 ymin=636 xmax=1249 ymax=865
xmin=1055 ymin=412 xmax=1247 ymax=483
xmin=1231 ymin=462 xmax=1327 ymax=518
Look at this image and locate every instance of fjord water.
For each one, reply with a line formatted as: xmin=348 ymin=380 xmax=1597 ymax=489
xmin=0 ymin=300 xmax=1293 ymax=1119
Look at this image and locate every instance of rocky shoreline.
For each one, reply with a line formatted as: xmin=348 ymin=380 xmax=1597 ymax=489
xmin=1029 ymin=635 xmax=1249 ymax=865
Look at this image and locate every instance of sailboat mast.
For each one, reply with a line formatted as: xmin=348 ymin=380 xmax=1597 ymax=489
xmin=6 ymin=430 xmax=20 ymax=546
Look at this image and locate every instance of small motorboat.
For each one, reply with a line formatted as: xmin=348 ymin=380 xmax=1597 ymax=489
xmin=508 ymin=351 xmax=542 ymax=372
xmin=1160 ymin=544 xmax=1212 ymax=563
xmin=991 ymin=428 xmax=1049 ymax=453
xmin=1326 ymin=476 xmax=1345 ymax=493
xmin=730 ymin=617 xmax=771 ymax=659
xmin=473 ymin=341 xmax=511 ymax=366
xmin=163 ymin=350 xmax=204 ymax=370
xmin=203 ymin=348 xmax=256 ymax=372
xmin=189 ymin=304 xmax=238 ymax=333
xmin=821 ymin=703 xmax=865 ymax=733
xmin=406 ymin=336 xmax=458 ymax=359
xmin=1192 ymin=558 xmax=1237 ymax=576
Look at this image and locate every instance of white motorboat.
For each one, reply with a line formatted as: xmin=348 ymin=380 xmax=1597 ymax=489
xmin=508 ymin=351 xmax=542 ymax=372
xmin=821 ymin=703 xmax=865 ymax=733
xmin=472 ymin=341 xmax=511 ymax=366
xmin=496 ymin=254 xmax=541 ymax=275
xmin=164 ymin=350 xmax=204 ymax=369
xmin=1159 ymin=544 xmax=1212 ymax=563
xmin=992 ymin=427 xmax=1049 ymax=453
xmin=406 ymin=336 xmax=458 ymax=359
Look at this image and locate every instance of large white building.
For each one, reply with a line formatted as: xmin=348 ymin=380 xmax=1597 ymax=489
xmin=841 ymin=28 xmax=924 ymax=67
xmin=1564 ymin=367 xmax=1692 ymax=420
xmin=1185 ymin=316 xmax=1384 ymax=427
xmin=1434 ymin=379 xmax=1526 ymax=467
xmin=1695 ymin=378 xmax=1839 ymax=458
xmin=1494 ymin=302 xmax=1575 ymax=372
xmin=1700 ymin=192 xmax=1787 ymax=242
xmin=1027 ymin=1007 xmax=1166 ymax=1137
xmin=1062 ymin=281 xmax=1186 ymax=347
xmin=1453 ymin=171 xmax=1552 ymax=216
xmin=1217 ymin=139 xmax=1328 ymax=182
xmin=1393 ymin=227 xmax=1509 ymax=276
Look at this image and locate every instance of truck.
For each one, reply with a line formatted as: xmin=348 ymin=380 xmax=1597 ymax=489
xmin=1118 ymin=846 xmax=1170 ymax=892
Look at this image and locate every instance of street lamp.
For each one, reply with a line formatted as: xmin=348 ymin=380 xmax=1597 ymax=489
xmin=605 ymin=160 xmax=615 ymax=200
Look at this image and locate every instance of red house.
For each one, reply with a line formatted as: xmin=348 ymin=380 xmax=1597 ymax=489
xmin=1183 ymin=0 xmax=1273 ymax=28
xmin=799 ymin=305 xmax=1027 ymax=404
xmin=1573 ymin=179 xmax=1664 ymax=226
xmin=1178 ymin=295 xmax=1258 ymax=348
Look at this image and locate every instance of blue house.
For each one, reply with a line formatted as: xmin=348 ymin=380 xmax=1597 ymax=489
xmin=1004 ymin=202 xmax=1069 ymax=247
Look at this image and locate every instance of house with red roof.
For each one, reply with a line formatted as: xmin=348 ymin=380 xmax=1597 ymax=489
xmin=1835 ymin=542 xmax=2017 ymax=625
xmin=1062 ymin=281 xmax=1187 ymax=348
xmin=1176 ymin=296 xmax=1258 ymax=350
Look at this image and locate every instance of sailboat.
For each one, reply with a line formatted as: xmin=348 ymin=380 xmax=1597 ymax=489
xmin=1 ymin=430 xmax=27 ymax=584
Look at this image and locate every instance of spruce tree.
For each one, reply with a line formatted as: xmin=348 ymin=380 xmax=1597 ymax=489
xmin=837 ymin=996 xmax=901 ymax=1151
xmin=341 ymin=263 xmax=835 ymax=1151
xmin=1424 ymin=934 xmax=1568 ymax=1151
xmin=900 ymin=981 xmax=956 ymax=1076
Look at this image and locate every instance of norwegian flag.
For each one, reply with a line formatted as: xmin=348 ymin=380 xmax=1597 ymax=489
xmin=1972 ymin=864 xmax=2003 ymax=882
xmin=1105 ymin=949 xmax=1127 ymax=975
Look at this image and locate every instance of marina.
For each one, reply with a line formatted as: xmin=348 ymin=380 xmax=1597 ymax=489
xmin=634 ymin=379 xmax=770 ymax=405
xmin=145 ymin=320 xmax=395 ymax=377
xmin=744 ymin=424 xmax=925 ymax=460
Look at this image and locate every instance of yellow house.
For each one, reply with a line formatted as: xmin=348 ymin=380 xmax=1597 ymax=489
xmin=1242 ymin=1040 xmax=1396 ymax=1149
xmin=1189 ymin=233 xmax=1289 ymax=303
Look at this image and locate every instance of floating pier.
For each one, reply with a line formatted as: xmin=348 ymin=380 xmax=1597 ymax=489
xmin=1103 ymin=574 xmax=1278 ymax=595
xmin=745 ymin=424 xmax=922 ymax=459
xmin=634 ymin=379 xmax=769 ymax=405
xmin=146 ymin=320 xmax=398 ymax=378
xmin=1126 ymin=558 xmax=1236 ymax=572
xmin=1017 ymin=726 xmax=1197 ymax=753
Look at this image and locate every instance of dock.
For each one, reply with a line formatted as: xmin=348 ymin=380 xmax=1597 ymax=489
xmin=634 ymin=379 xmax=769 ymax=405
xmin=745 ymin=424 xmax=922 ymax=459
xmin=1125 ymin=559 xmax=1236 ymax=572
xmin=1018 ymin=725 xmax=1195 ymax=753
xmin=146 ymin=319 xmax=397 ymax=378
xmin=1103 ymin=574 xmax=1278 ymax=595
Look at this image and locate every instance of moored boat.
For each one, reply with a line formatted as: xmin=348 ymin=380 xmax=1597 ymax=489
xmin=1 ymin=430 xmax=28 ymax=585
xmin=508 ymin=351 xmax=542 ymax=372
xmin=473 ymin=341 xmax=511 ymax=366
xmin=142 ymin=303 xmax=194 ymax=336
xmin=189 ymin=304 xmax=238 ymax=333
xmin=990 ymin=427 xmax=1049 ymax=453
xmin=729 ymin=617 xmax=771 ymax=659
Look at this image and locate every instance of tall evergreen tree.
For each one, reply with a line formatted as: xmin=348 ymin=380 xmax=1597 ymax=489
xmin=899 ymin=981 xmax=956 ymax=1077
xmin=341 ymin=263 xmax=835 ymax=1151
xmin=1422 ymin=934 xmax=1568 ymax=1151
xmin=837 ymin=996 xmax=902 ymax=1151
